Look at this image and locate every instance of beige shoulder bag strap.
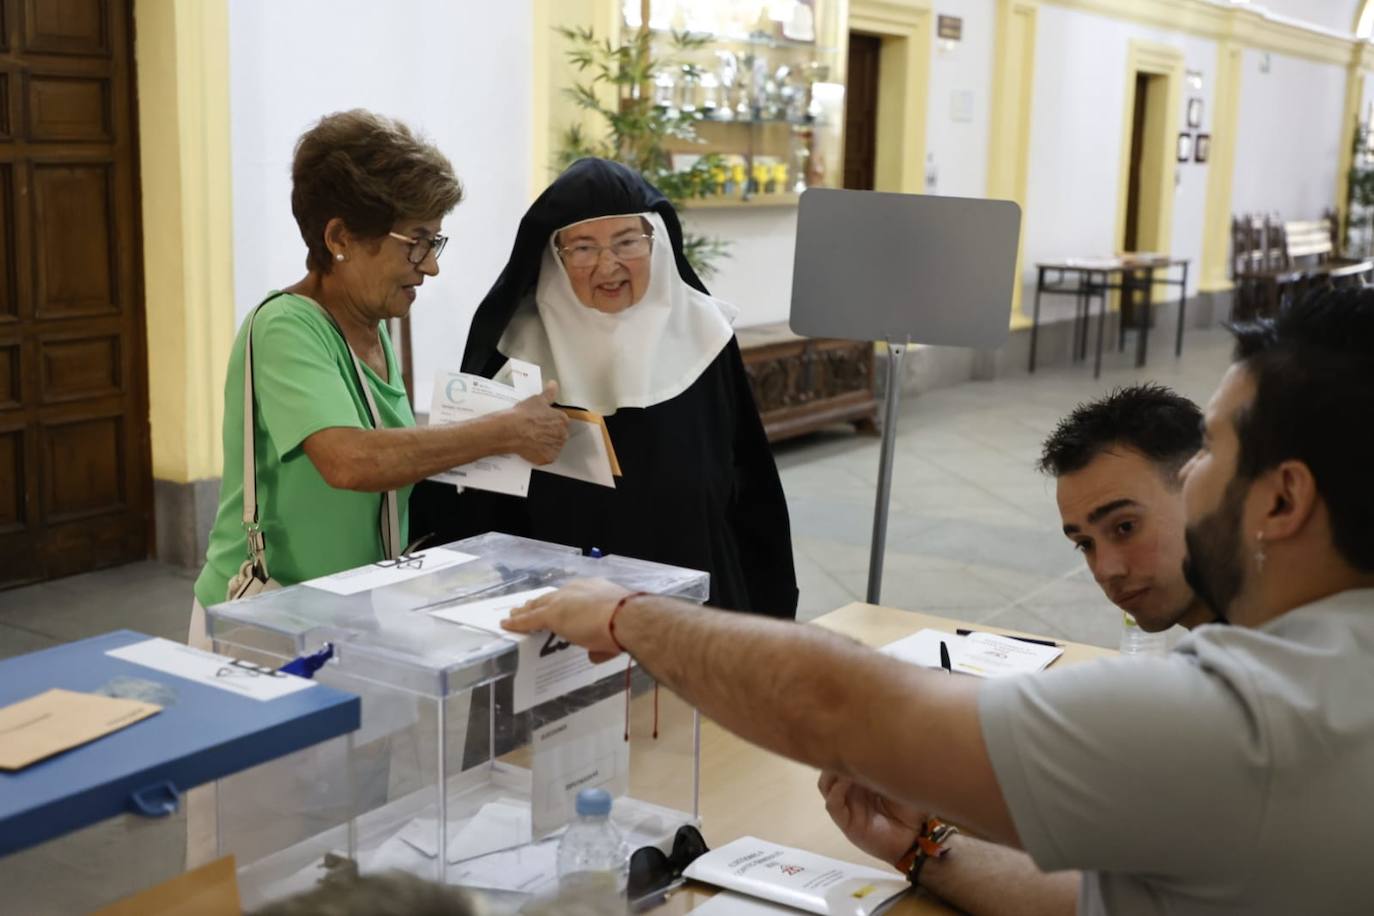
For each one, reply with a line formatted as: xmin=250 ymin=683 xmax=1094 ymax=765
xmin=227 ymin=294 xmax=284 ymax=600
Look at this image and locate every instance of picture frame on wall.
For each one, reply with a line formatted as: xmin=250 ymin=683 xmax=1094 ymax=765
xmin=1177 ymin=132 xmax=1193 ymax=163
xmin=1194 ymin=133 xmax=1211 ymax=164
xmin=1186 ymin=97 xmax=1204 ymax=129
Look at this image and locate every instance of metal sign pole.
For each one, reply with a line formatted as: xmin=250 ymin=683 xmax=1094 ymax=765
xmin=866 ymin=341 xmax=905 ymax=604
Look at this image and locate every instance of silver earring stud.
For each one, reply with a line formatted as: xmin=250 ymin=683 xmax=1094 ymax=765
xmin=335 ymin=253 xmax=345 ymax=262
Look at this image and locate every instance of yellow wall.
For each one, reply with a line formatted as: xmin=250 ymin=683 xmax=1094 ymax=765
xmin=987 ymin=0 xmax=1039 ymax=326
xmin=1199 ymin=40 xmax=1243 ymax=292
xmin=134 ymin=0 xmax=236 ymax=484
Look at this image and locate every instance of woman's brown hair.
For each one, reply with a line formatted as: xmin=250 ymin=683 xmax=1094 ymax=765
xmin=291 ymin=109 xmax=464 ymax=272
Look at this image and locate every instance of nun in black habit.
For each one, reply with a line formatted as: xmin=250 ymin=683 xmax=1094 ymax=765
xmin=411 ymin=158 xmax=798 ymax=618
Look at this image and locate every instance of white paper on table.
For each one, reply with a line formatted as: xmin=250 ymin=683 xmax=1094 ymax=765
xmin=690 ymin=891 xmax=804 ymax=915
xmin=531 ymin=695 xmax=630 ymax=838
xmin=427 ymin=362 xmax=540 ymax=496
xmin=428 ymin=587 xmax=558 ymax=635
xmin=535 ymin=418 xmax=617 ymax=489
xmin=396 ymin=798 xmax=534 ymax=863
xmin=301 ymin=547 xmax=479 ymax=596
xmin=682 ymin=836 xmax=908 ymax=916
xmin=446 ymin=837 xmax=560 ymax=894
xmin=106 ymin=638 xmax=315 ymax=702
xmin=513 ymin=628 xmax=630 ymax=713
xmin=881 ymin=629 xmax=1062 ymax=678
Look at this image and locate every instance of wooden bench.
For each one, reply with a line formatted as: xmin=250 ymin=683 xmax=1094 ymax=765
xmin=736 ymin=323 xmax=878 ymax=443
xmin=1231 ymin=212 xmax=1373 ymax=319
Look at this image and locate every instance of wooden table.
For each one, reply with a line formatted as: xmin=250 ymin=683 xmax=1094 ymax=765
xmin=651 ymin=603 xmax=1115 ymax=914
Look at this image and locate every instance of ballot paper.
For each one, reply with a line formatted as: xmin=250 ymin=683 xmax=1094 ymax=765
xmin=881 ymin=629 xmax=1063 ymax=677
xmin=396 ymin=798 xmax=533 ymax=863
xmin=428 ymin=360 xmax=542 ymax=496
xmin=428 ymin=587 xmax=557 ymax=635
xmin=682 ymin=837 xmax=909 ymax=916
xmin=446 ymin=837 xmax=560 ymax=894
xmin=430 ymin=587 xmax=629 ymax=712
xmin=428 ymin=359 xmax=619 ymax=495
xmin=301 ymin=547 xmax=478 ymax=596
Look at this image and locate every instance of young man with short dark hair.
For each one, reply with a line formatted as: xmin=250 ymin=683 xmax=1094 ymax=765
xmin=1040 ymin=384 xmax=1213 ymax=632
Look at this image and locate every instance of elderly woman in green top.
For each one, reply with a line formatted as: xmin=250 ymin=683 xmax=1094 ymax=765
xmin=190 ymin=110 xmax=568 ymax=642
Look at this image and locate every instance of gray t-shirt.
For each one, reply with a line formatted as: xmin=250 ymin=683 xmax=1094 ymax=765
xmin=979 ymin=588 xmax=1374 ymax=915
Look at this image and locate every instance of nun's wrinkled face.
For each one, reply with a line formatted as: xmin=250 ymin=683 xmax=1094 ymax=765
xmin=555 ymin=216 xmax=654 ymax=314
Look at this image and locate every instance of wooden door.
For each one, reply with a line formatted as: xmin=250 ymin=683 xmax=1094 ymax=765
xmin=844 ymin=32 xmax=880 ymax=191
xmin=0 ymin=0 xmax=150 ymax=589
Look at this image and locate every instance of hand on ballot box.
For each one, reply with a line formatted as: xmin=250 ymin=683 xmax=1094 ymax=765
xmin=502 ymin=578 xmax=630 ymax=664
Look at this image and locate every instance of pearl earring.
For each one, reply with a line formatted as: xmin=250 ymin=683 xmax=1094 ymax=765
xmin=1255 ymin=532 xmax=1266 ymax=573
xmin=335 ymin=253 xmax=345 ymax=262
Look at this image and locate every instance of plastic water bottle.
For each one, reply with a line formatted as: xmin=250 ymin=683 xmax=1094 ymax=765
xmin=1118 ymin=612 xmax=1168 ymax=656
xmin=556 ymin=788 xmax=628 ymax=901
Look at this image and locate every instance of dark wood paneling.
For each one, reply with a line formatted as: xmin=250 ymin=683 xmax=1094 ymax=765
xmin=22 ymin=0 xmax=109 ymax=57
xmin=0 ymin=0 xmax=150 ymax=588
xmin=42 ymin=412 xmax=124 ymax=521
xmin=0 ymin=71 xmax=11 ymax=138
xmin=844 ymin=32 xmax=881 ymax=192
xmin=27 ymin=74 xmax=110 ymax=141
xmin=31 ymin=162 xmax=116 ymax=317
xmin=0 ymin=163 xmax=14 ymax=321
xmin=39 ymin=333 xmax=118 ymax=401
xmin=0 ymin=426 xmax=23 ymax=530
xmin=0 ymin=340 xmax=18 ymax=406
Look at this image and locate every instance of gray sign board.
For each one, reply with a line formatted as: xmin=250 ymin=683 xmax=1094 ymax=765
xmin=789 ymin=188 xmax=1021 ymax=348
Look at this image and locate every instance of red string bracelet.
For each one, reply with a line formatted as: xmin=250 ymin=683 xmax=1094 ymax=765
xmin=612 ymin=592 xmax=648 ymax=741
xmin=608 ymin=591 xmax=647 ymax=653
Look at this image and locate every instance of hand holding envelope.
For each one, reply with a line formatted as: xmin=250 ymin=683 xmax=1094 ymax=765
xmin=428 ymin=359 xmax=619 ymax=497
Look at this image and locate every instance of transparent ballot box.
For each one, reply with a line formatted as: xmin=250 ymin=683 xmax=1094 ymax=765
xmin=205 ymin=533 xmax=708 ymax=907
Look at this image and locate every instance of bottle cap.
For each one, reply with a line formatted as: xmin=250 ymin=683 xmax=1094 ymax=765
xmin=575 ymin=787 xmax=613 ymax=817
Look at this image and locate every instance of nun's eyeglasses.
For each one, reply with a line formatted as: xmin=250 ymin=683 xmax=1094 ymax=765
xmin=388 ymin=231 xmax=449 ymax=265
xmin=558 ymin=234 xmax=654 ymax=269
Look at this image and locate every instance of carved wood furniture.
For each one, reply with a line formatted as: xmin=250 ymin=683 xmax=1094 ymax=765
xmin=736 ymin=323 xmax=878 ymax=443
xmin=1230 ymin=211 xmax=1373 ymax=320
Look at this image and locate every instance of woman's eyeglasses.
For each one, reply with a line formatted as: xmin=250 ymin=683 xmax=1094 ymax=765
xmin=558 ymin=234 xmax=653 ymax=269
xmin=388 ymin=231 xmax=448 ymax=265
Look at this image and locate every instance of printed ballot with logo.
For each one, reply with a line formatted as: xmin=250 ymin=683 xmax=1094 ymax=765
xmin=204 ymin=532 xmax=707 ymax=908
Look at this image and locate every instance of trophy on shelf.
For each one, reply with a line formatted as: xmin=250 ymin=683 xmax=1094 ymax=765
xmin=699 ymin=72 xmax=721 ymax=118
xmin=716 ymin=51 xmax=740 ymax=121
xmin=677 ymin=64 xmax=701 ymax=114
xmin=654 ymin=70 xmax=678 ymax=117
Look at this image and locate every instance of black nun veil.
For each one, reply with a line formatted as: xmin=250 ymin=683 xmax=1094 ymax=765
xmin=411 ymin=158 xmax=798 ymax=618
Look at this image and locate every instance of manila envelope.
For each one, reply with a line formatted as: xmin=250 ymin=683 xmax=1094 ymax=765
xmin=94 ymin=856 xmax=240 ymax=916
xmin=0 ymin=688 xmax=161 ymax=771
xmin=558 ymin=407 xmax=622 ymax=476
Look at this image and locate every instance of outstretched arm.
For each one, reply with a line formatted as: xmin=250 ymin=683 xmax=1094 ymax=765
xmin=502 ymin=580 xmax=1020 ymax=846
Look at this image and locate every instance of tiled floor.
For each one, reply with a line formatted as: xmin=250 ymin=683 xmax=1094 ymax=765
xmin=0 ymin=323 xmax=1237 ymax=912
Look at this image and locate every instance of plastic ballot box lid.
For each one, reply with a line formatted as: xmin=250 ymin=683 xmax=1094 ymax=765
xmin=0 ymin=630 xmax=360 ymax=857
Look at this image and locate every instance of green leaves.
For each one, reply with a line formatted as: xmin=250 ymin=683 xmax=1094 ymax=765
xmin=552 ymin=24 xmax=730 ymax=276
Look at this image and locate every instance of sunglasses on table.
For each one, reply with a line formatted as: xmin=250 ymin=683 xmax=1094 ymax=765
xmin=627 ymin=824 xmax=710 ymax=909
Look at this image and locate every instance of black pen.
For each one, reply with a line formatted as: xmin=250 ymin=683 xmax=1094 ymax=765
xmin=956 ymin=628 xmax=1061 ymax=648
xmin=939 ymin=640 xmax=953 ymax=673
